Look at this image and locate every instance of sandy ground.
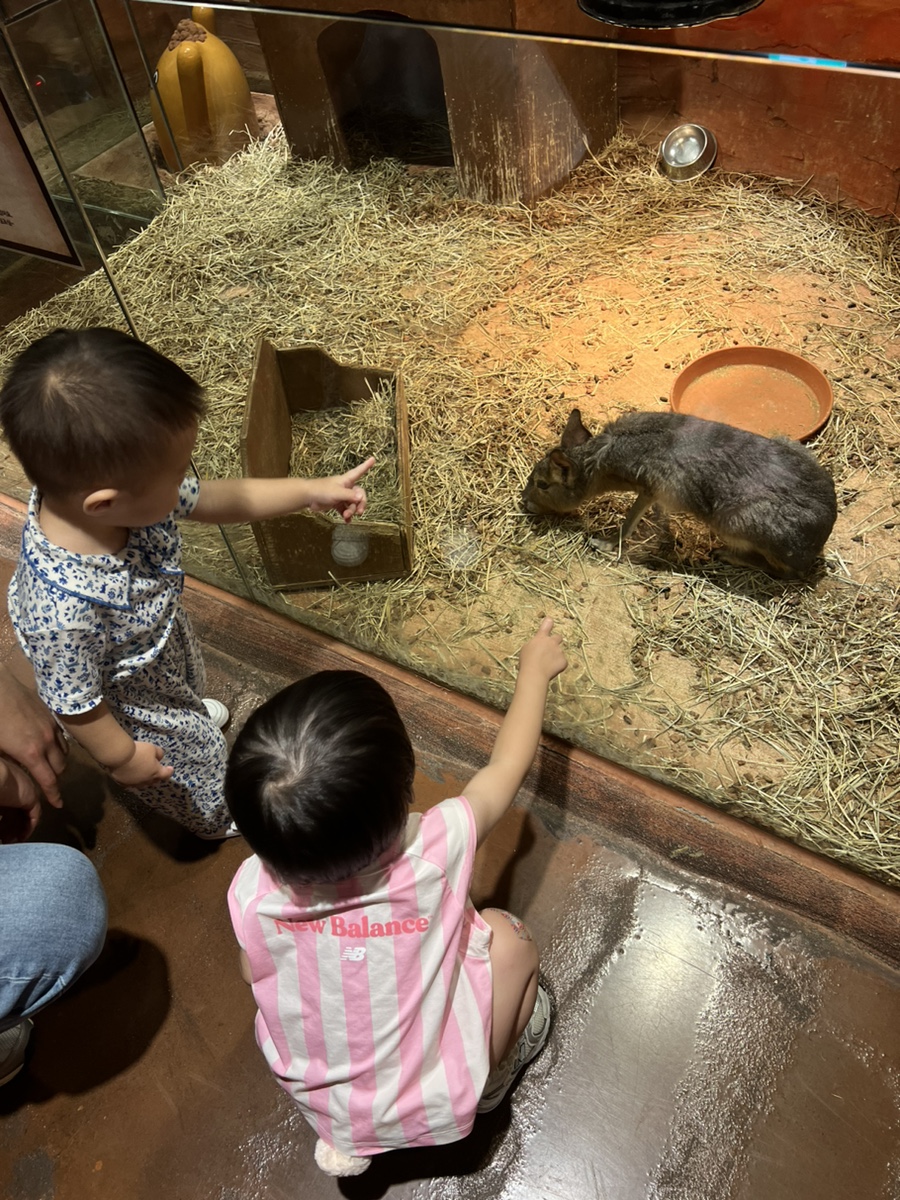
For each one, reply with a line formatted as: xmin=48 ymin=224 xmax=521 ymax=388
xmin=1 ymin=141 xmax=897 ymax=885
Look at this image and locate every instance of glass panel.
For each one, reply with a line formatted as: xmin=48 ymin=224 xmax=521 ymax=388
xmin=2 ymin=0 xmax=164 ymax=255
xmin=0 ymin=0 xmax=244 ymax=596
xmin=9 ymin=1 xmax=899 ymax=881
xmin=0 ymin=33 xmax=119 ymax=500
xmin=171 ymin=1 xmax=900 ymax=66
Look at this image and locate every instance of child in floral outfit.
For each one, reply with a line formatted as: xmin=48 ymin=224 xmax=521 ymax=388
xmin=1 ymin=326 xmax=372 ymax=837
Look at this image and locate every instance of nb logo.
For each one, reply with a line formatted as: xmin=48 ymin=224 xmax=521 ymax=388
xmin=341 ymin=946 xmax=366 ymax=962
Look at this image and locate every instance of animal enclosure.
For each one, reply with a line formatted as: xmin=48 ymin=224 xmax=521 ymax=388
xmin=0 ymin=13 xmax=898 ymax=887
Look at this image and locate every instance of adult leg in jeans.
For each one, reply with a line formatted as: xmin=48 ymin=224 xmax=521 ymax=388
xmin=0 ymin=842 xmax=107 ymax=1083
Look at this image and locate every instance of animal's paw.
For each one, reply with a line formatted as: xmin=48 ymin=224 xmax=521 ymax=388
xmin=587 ymin=535 xmax=618 ymax=555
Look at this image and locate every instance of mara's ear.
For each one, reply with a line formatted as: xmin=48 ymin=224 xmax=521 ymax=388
xmin=548 ymin=448 xmax=574 ymax=482
xmin=561 ymin=408 xmax=592 ymax=449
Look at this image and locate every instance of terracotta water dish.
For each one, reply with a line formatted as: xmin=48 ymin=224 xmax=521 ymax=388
xmin=670 ymin=346 xmax=833 ymax=440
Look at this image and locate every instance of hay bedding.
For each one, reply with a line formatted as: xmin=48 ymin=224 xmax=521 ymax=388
xmin=1 ymin=132 xmax=899 ymax=884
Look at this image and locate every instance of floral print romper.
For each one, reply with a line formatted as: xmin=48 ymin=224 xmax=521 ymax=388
xmin=8 ymin=479 xmax=230 ymax=837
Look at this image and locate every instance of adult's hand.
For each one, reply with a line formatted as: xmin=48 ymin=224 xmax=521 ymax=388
xmin=0 ymin=755 xmax=42 ymax=841
xmin=0 ymin=664 xmax=67 ymax=806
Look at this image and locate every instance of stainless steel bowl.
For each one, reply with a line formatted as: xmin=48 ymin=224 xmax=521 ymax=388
xmin=658 ymin=123 xmax=718 ymax=181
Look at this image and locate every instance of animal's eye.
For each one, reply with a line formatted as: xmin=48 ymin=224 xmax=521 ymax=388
xmin=537 ymin=481 xmax=549 ymax=490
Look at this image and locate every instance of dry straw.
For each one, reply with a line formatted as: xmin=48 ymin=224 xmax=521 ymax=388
xmin=1 ymin=131 xmax=898 ymax=883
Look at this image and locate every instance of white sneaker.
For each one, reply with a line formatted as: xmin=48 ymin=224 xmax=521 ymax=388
xmin=477 ymin=983 xmax=552 ymax=1113
xmin=195 ymin=820 xmax=242 ymax=840
xmin=314 ymin=1138 xmax=371 ymax=1177
xmin=0 ymin=1019 xmax=32 ymax=1086
xmin=202 ymin=698 xmax=230 ymax=729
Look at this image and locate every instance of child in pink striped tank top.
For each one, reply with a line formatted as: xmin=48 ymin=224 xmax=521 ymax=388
xmin=225 ymin=619 xmax=567 ymax=1176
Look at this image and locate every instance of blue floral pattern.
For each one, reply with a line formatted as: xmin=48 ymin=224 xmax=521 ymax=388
xmin=8 ymin=479 xmax=230 ymax=836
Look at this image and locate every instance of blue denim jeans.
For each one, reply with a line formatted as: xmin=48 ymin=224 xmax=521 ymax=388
xmin=0 ymin=843 xmax=107 ymax=1031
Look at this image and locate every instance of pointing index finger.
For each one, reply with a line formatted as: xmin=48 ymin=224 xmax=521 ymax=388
xmin=345 ymin=456 xmax=375 ymax=486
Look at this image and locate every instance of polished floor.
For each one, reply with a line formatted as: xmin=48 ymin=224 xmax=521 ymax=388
xmin=1 ymin=558 xmax=900 ymax=1200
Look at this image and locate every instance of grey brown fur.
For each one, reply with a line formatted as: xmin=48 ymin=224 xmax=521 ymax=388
xmin=522 ymin=409 xmax=837 ymax=578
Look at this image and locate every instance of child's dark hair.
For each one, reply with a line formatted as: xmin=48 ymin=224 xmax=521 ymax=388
xmin=225 ymin=671 xmax=416 ymax=886
xmin=0 ymin=326 xmax=205 ymax=496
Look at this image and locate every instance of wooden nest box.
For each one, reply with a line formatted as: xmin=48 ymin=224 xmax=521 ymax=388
xmin=240 ymin=338 xmax=413 ymax=589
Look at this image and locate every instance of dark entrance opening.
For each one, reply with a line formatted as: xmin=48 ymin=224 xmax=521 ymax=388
xmin=319 ymin=13 xmax=454 ymax=167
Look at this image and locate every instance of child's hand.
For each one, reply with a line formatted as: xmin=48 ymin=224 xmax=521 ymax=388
xmin=518 ymin=617 xmax=567 ymax=683
xmin=306 ymin=457 xmax=375 ymax=523
xmin=111 ymin=740 xmax=174 ymax=789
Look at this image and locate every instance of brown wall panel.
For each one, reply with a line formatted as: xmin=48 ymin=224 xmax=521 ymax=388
xmin=94 ymin=1 xmax=899 ymax=215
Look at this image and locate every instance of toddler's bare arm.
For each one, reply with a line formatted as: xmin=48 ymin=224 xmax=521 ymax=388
xmin=188 ymin=457 xmax=375 ymax=526
xmin=60 ymin=703 xmax=174 ymax=788
xmin=464 ymin=618 xmax=567 ymax=845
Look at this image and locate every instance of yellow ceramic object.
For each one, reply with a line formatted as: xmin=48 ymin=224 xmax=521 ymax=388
xmin=191 ymin=6 xmax=217 ymax=33
xmin=150 ymin=11 xmax=258 ymax=170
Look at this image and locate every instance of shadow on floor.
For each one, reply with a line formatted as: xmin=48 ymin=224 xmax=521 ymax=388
xmin=1 ymin=930 xmax=168 ymax=1107
xmin=2 ymin=578 xmax=900 ymax=1198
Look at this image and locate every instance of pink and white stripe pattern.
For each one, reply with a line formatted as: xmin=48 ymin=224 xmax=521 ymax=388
xmin=228 ymin=796 xmax=493 ymax=1157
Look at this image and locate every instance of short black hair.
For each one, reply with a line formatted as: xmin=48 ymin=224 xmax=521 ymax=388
xmin=225 ymin=671 xmax=416 ymax=886
xmin=0 ymin=326 xmax=205 ymax=496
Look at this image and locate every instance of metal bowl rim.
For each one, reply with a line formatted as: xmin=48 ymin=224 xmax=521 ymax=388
xmin=658 ymin=124 xmax=718 ymax=180
xmin=659 ymin=123 xmax=716 ymax=165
